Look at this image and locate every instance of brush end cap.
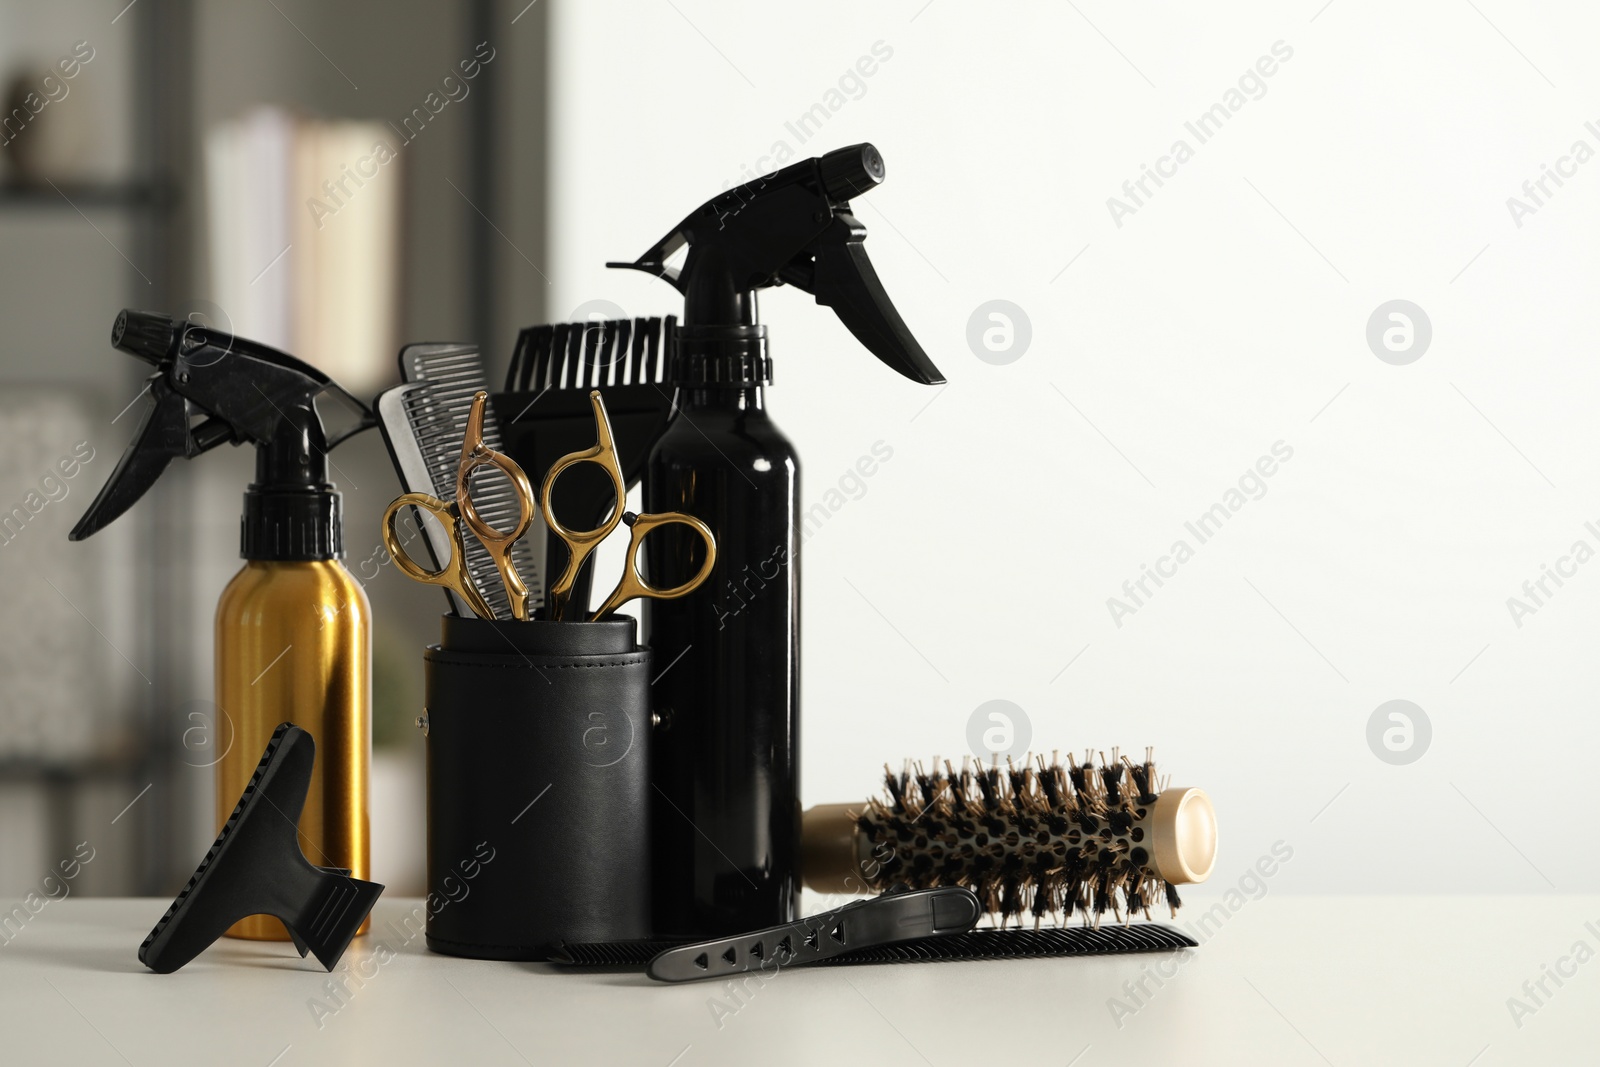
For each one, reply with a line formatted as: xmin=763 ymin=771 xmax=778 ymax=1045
xmin=799 ymin=803 xmax=863 ymax=893
xmin=1151 ymin=787 xmax=1217 ymax=884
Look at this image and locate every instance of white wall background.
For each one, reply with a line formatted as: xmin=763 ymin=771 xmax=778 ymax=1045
xmin=542 ymin=0 xmax=1600 ymax=897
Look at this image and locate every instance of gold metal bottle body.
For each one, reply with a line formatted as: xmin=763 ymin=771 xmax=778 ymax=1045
xmin=214 ymin=559 xmax=371 ymax=940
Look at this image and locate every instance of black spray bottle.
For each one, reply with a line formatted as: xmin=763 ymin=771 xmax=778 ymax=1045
xmin=611 ymin=144 xmax=945 ymax=937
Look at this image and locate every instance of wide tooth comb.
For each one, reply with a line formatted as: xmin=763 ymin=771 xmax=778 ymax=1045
xmin=492 ymin=315 xmax=678 ymax=615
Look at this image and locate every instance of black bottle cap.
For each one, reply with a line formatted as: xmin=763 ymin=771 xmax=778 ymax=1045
xmin=241 ymin=487 xmax=343 ymax=560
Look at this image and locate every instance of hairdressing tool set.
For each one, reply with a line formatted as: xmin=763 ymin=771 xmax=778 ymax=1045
xmin=71 ymin=146 xmax=1220 ymax=978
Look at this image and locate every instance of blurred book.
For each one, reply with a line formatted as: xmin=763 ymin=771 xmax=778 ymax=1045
xmin=204 ymin=107 xmax=400 ymax=392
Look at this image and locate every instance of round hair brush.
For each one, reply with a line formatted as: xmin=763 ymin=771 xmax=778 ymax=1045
xmin=801 ymin=748 xmax=1217 ymax=926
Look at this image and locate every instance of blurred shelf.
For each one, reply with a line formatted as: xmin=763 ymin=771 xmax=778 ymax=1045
xmin=0 ymin=757 xmax=143 ymax=782
xmin=0 ymin=179 xmax=176 ymax=212
xmin=0 ymin=751 xmax=148 ymax=783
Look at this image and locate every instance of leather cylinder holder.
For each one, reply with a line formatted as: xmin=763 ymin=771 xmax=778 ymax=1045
xmin=423 ymin=615 xmax=651 ymax=960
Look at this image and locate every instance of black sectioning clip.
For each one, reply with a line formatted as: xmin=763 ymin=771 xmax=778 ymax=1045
xmin=644 ymin=885 xmax=981 ymax=983
xmin=139 ymin=723 xmax=384 ymax=974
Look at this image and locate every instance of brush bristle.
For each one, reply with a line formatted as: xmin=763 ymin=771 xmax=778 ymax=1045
xmin=853 ymin=749 xmax=1181 ymax=927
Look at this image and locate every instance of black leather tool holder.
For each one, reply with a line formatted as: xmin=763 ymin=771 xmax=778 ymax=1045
xmin=423 ymin=614 xmax=651 ymax=960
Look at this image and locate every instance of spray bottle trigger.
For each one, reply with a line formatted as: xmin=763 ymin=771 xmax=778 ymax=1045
xmin=808 ymin=222 xmax=945 ymax=385
xmin=68 ymin=378 xmax=190 ymax=542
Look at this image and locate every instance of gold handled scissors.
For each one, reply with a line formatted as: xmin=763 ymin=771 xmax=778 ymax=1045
xmin=544 ymin=390 xmax=717 ymax=621
xmin=381 ymin=392 xmax=538 ymax=620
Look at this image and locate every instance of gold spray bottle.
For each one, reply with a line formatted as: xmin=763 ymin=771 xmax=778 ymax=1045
xmin=215 ymin=562 xmax=370 ymax=940
xmin=70 ymin=310 xmax=376 ymax=940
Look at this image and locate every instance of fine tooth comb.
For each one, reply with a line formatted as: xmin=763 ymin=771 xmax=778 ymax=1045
xmin=493 ymin=316 xmax=676 ymax=614
xmin=390 ymin=342 xmax=544 ymax=618
xmin=138 ymin=723 xmax=384 ymax=973
xmin=375 ymin=383 xmax=470 ymax=616
xmin=802 ymin=748 xmax=1217 ymax=927
xmin=551 ymin=923 xmax=1198 ymax=969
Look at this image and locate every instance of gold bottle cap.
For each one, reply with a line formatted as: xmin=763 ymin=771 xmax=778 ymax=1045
xmin=1151 ymin=786 xmax=1217 ymax=884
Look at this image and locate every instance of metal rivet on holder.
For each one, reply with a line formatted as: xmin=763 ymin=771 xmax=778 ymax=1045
xmin=416 ymin=710 xmax=429 ymax=737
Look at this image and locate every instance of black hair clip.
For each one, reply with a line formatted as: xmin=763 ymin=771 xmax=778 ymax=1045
xmin=644 ymin=885 xmax=981 ymax=983
xmin=139 ymin=723 xmax=384 ymax=973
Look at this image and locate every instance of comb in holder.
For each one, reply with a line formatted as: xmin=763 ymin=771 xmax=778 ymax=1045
xmin=493 ymin=316 xmax=676 ymax=615
xmin=395 ymin=342 xmax=544 ymax=617
xmin=138 ymin=723 xmax=384 ymax=973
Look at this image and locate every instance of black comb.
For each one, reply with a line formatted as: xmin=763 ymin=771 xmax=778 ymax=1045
xmin=138 ymin=723 xmax=384 ymax=973
xmin=551 ymin=922 xmax=1197 ymax=969
xmin=646 ymin=886 xmax=981 ymax=982
xmin=831 ymin=923 xmax=1199 ymax=962
xmin=504 ymin=315 xmax=674 ymax=394
xmin=493 ymin=316 xmax=676 ymax=615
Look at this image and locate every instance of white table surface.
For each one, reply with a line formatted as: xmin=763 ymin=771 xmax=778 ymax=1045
xmin=2 ymin=897 xmax=1595 ymax=1065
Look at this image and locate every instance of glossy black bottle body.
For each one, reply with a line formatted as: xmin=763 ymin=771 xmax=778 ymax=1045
xmin=644 ymin=384 xmax=799 ymax=938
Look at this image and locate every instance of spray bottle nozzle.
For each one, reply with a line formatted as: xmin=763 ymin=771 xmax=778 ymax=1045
xmin=111 ymin=309 xmax=181 ymax=364
xmin=70 ymin=311 xmax=374 ymax=559
xmin=608 ymin=142 xmax=944 ymax=386
xmin=818 ymin=143 xmax=886 ymax=201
